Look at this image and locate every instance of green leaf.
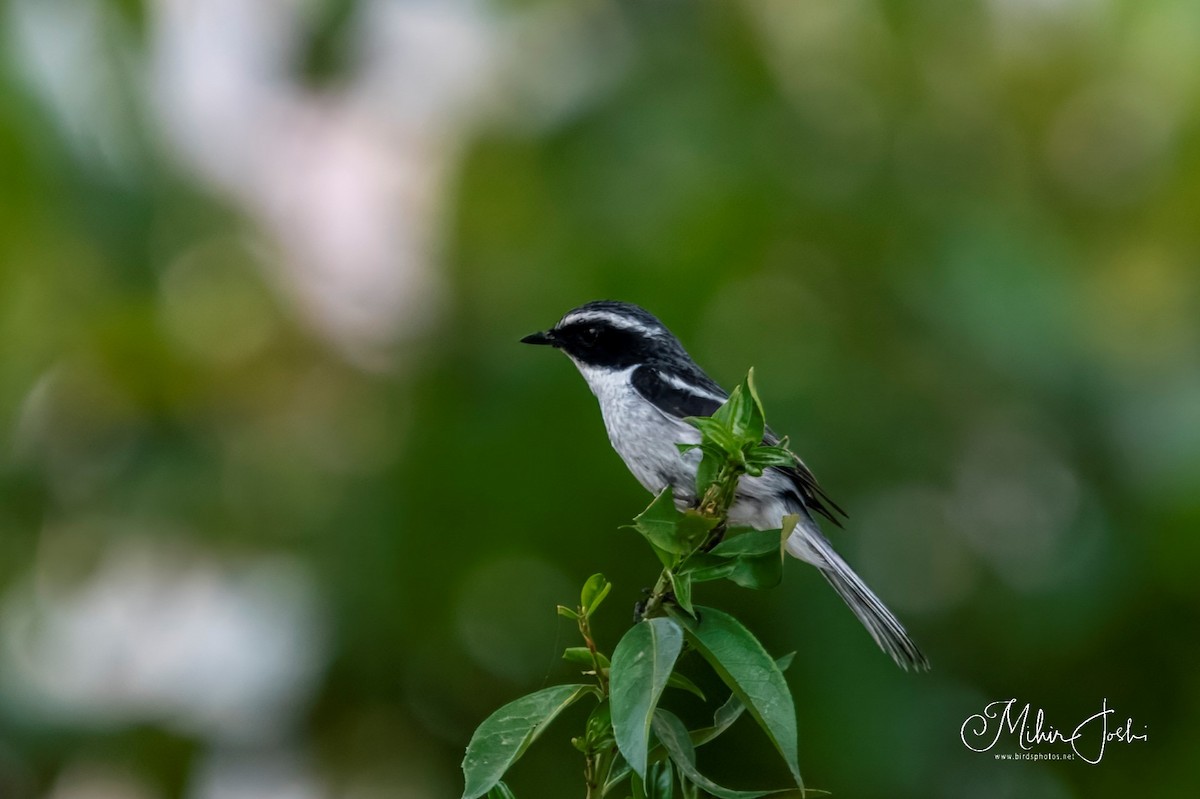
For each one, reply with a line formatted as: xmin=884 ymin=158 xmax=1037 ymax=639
xmin=486 ymin=783 xmax=517 ymax=799
xmin=680 ymin=529 xmax=784 ymax=590
xmin=602 ymin=752 xmax=633 ymax=796
xmin=741 ymin=368 xmax=767 ymax=446
xmin=667 ymin=607 xmax=802 ymax=789
xmin=679 ymin=558 xmax=736 ymax=584
xmin=666 ymin=670 xmax=706 ymax=701
xmin=653 ymin=710 xmax=796 ymax=799
xmin=691 ymin=653 xmax=796 ymax=747
xmin=727 ymin=383 xmax=759 ymax=448
xmin=706 ymin=371 xmax=765 ymax=451
xmin=709 ymin=529 xmax=784 ymax=590
xmin=668 ymin=570 xmax=694 ymax=615
xmin=694 ymin=446 xmax=723 ymax=498
xmin=585 ymin=701 xmax=614 ymax=748
xmin=678 ymin=509 xmax=719 ymax=549
xmin=708 ymin=527 xmax=779 ymax=557
xmin=631 ymin=489 xmax=688 ymax=555
xmin=685 ymin=416 xmax=741 ymax=455
xmin=461 ymin=684 xmax=592 ymax=799
xmin=557 ymin=605 xmax=579 ymax=620
xmin=610 ymin=618 xmax=684 ymax=779
xmin=646 ymin=759 xmax=674 ymax=799
xmin=745 ymin=445 xmax=797 ymax=468
xmin=581 ymin=573 xmax=613 ymax=616
xmin=562 ymin=646 xmax=610 ymax=670
xmin=708 ymin=383 xmax=747 ymax=435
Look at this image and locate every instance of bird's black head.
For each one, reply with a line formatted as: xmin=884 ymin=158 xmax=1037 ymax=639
xmin=521 ymin=300 xmax=689 ymax=370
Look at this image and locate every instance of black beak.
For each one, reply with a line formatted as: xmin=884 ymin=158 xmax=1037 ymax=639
xmin=521 ymin=330 xmax=556 ymax=346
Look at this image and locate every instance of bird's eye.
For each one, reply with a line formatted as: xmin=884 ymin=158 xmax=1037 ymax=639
xmin=582 ymin=327 xmax=600 ymax=346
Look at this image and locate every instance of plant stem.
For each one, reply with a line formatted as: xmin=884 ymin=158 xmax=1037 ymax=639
xmin=577 ymin=612 xmax=609 ymax=694
xmin=584 ymin=751 xmax=597 ymax=799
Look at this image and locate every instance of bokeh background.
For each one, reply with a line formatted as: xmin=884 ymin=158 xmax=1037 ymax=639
xmin=2 ymin=1 xmax=1199 ymax=797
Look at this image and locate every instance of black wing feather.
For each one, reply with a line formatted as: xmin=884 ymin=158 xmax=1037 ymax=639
xmin=630 ymin=364 xmax=725 ymax=419
xmin=764 ymin=430 xmax=847 ymax=526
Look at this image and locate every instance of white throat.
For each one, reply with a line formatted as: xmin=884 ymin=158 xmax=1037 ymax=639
xmin=568 ymin=359 xmax=636 ymax=405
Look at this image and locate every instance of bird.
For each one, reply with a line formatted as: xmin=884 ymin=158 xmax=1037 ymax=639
xmin=521 ymin=300 xmax=928 ymax=671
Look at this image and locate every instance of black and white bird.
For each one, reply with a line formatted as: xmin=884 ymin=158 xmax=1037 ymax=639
xmin=522 ymin=300 xmax=928 ymax=671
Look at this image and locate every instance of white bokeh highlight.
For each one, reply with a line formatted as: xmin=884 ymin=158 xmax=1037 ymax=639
xmin=0 ymin=536 xmax=329 ymax=745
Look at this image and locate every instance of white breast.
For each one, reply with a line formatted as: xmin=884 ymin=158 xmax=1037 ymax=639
xmin=572 ymin=362 xmax=701 ymax=498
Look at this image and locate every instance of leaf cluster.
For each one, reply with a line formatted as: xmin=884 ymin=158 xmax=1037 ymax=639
xmin=676 ymin=369 xmax=799 ymax=518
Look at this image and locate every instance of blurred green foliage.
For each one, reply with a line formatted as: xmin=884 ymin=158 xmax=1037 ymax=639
xmin=1 ymin=1 xmax=1199 ymax=798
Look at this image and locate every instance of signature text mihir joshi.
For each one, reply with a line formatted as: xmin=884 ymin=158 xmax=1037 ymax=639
xmin=960 ymin=698 xmax=1147 ymax=765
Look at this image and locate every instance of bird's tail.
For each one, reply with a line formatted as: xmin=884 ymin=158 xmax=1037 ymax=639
xmin=786 ymin=520 xmax=929 ymax=671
